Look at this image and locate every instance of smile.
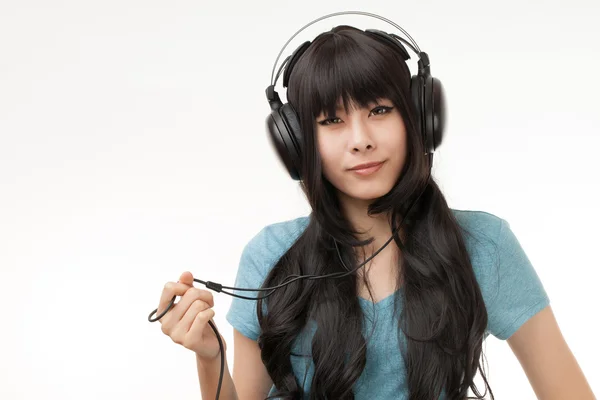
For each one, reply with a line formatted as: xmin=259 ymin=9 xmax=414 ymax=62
xmin=349 ymin=161 xmax=384 ymax=176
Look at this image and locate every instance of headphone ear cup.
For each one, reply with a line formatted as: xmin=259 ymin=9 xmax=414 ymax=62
xmin=425 ymin=76 xmax=446 ymax=152
xmin=265 ymin=102 xmax=303 ymax=181
xmin=265 ymin=107 xmax=299 ymax=181
xmin=410 ymin=74 xmax=426 ymax=151
xmin=411 ymin=73 xmax=447 ymax=154
xmin=279 ymin=103 xmax=303 ymax=178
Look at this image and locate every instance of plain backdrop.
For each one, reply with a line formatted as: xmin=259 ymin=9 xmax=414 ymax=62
xmin=1 ymin=0 xmax=598 ymax=399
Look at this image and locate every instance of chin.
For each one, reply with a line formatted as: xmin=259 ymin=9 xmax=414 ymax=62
xmin=341 ymin=182 xmax=395 ymax=202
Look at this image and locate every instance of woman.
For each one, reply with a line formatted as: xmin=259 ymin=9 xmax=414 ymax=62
xmin=156 ymin=22 xmax=595 ymax=400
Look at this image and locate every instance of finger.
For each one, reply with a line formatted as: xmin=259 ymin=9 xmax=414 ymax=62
xmin=179 ymin=271 xmax=194 ymax=286
xmin=157 ymin=281 xmax=194 ymax=318
xmin=188 ymin=307 xmax=216 ymax=341
xmin=177 ymin=299 xmax=211 ymax=334
xmin=182 ymin=286 xmax=214 ymax=308
xmin=168 ymin=287 xmax=214 ymax=323
xmin=188 ymin=308 xmax=224 ymax=353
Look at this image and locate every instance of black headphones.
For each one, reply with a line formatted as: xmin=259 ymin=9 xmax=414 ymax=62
xmin=265 ymin=10 xmax=447 ymax=181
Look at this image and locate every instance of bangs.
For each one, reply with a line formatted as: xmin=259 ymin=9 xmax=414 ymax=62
xmin=294 ymin=29 xmax=410 ymax=120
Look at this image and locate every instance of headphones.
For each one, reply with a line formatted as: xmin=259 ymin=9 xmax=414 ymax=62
xmin=265 ymin=10 xmax=447 ymax=181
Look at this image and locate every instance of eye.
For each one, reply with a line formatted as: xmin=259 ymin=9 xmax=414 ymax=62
xmin=316 ymin=105 xmax=394 ymax=126
xmin=317 ymin=117 xmax=342 ymax=126
xmin=369 ymin=105 xmax=394 ymax=116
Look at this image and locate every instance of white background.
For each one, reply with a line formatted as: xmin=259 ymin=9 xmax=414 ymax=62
xmin=1 ymin=0 xmax=598 ymax=399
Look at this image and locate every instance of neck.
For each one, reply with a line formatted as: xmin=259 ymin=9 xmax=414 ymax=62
xmin=338 ymin=197 xmax=403 ymax=261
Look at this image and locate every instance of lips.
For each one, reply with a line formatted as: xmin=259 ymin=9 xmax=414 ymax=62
xmin=349 ymin=161 xmax=384 ymax=171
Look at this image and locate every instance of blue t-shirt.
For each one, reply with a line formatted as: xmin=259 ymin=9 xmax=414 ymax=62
xmin=225 ymin=209 xmax=550 ymax=399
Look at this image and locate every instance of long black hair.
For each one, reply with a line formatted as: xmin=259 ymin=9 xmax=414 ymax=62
xmin=256 ymin=25 xmax=495 ymax=400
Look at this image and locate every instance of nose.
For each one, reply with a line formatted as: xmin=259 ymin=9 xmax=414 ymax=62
xmin=348 ymin=117 xmax=374 ymax=153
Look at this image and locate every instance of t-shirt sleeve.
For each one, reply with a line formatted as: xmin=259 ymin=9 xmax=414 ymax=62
xmin=485 ymin=218 xmax=551 ymax=340
xmin=225 ymin=228 xmax=274 ymax=341
xmin=225 ymin=219 xmax=306 ymax=341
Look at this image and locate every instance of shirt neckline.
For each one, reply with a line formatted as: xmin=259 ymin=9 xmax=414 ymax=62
xmin=358 ymin=287 xmax=403 ymax=312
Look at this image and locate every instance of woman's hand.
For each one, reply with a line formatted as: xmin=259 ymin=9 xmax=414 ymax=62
xmin=157 ymin=271 xmax=226 ymax=360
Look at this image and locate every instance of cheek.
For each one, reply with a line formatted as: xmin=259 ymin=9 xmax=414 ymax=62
xmin=388 ymin=125 xmax=408 ymax=157
xmin=317 ymin=139 xmax=343 ymax=180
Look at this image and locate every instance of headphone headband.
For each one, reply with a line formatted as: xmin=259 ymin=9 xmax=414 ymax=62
xmin=270 ymin=10 xmax=426 ymax=88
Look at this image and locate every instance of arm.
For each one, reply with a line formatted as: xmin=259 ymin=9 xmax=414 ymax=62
xmin=197 ymin=328 xmax=274 ymax=400
xmin=197 ymin=352 xmax=238 ymax=400
xmin=230 ymin=328 xmax=274 ymax=399
xmin=507 ymin=304 xmax=596 ymax=400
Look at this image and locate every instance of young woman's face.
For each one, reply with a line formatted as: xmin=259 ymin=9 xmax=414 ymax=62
xmin=315 ymin=97 xmax=407 ymax=204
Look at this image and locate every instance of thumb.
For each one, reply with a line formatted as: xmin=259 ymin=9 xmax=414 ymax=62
xmin=178 ymin=271 xmax=194 ymax=286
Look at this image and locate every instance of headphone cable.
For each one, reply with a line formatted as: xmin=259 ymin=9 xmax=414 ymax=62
xmin=147 ymin=167 xmax=429 ymax=400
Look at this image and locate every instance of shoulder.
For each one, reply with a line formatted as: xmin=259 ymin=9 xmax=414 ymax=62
xmin=226 ymin=214 xmax=312 ymax=340
xmin=450 ymin=208 xmax=507 ymax=255
xmin=241 ymin=214 xmax=311 ymax=269
xmin=451 ymin=208 xmax=505 ymax=233
xmin=452 ymin=208 xmax=551 ymax=340
xmin=449 ymin=208 xmax=509 ymax=281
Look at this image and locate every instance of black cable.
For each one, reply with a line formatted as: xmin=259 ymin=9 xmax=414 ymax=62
xmin=147 ymin=166 xmax=430 ymax=400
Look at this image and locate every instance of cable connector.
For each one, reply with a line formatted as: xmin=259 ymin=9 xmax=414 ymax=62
xmin=205 ymin=281 xmax=223 ymax=293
